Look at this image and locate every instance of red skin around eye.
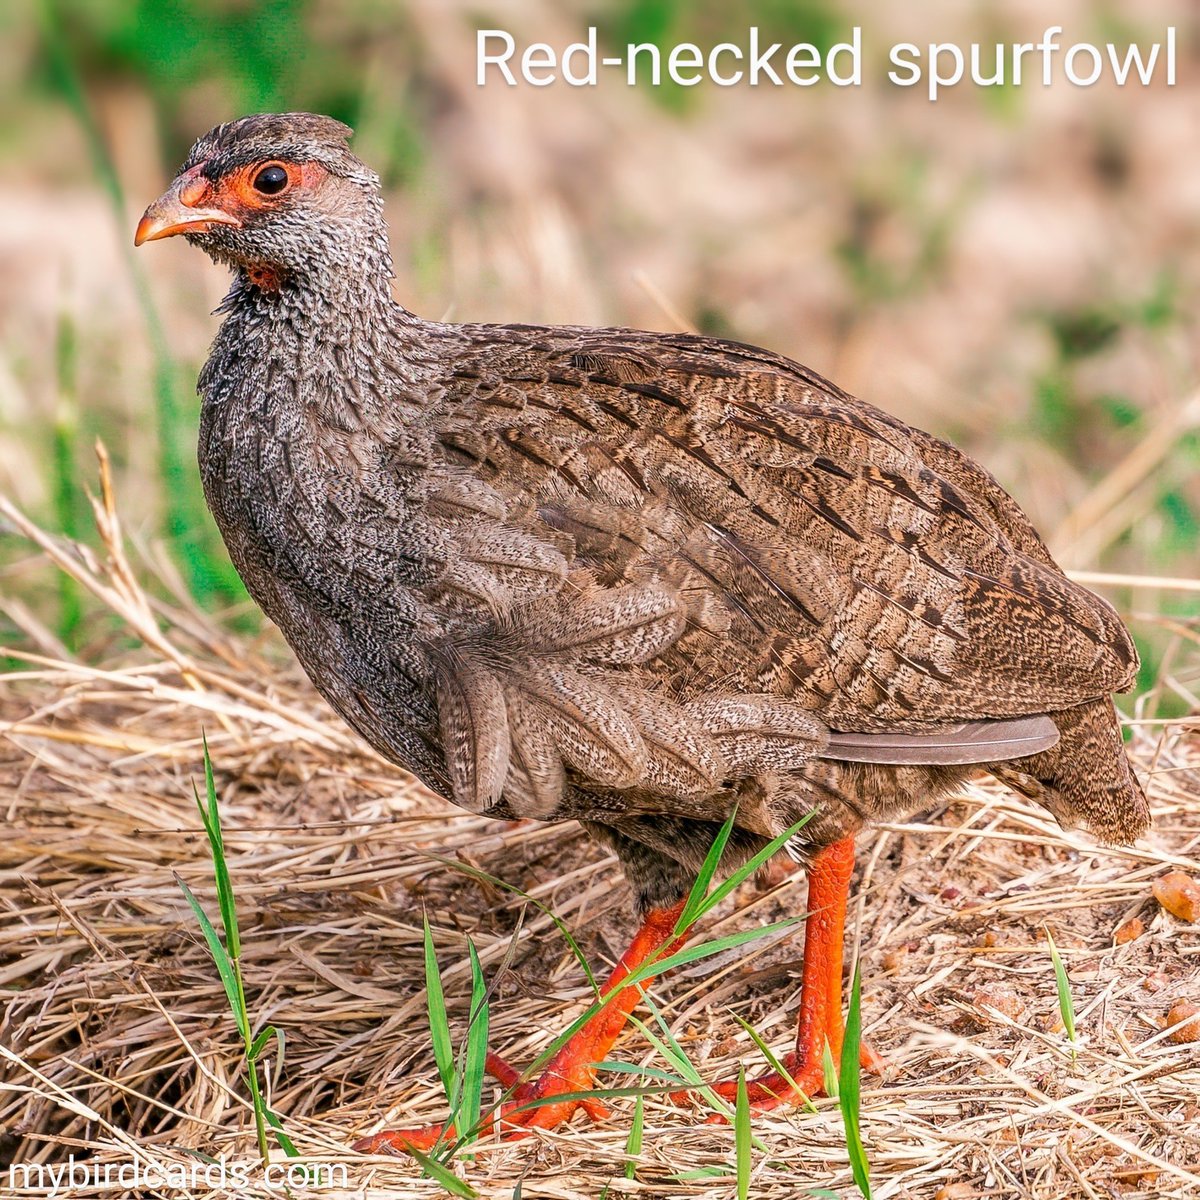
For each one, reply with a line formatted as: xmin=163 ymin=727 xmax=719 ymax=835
xmin=192 ymin=161 xmax=330 ymax=221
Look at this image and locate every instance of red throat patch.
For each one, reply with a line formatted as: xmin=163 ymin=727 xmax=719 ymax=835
xmin=246 ymin=263 xmax=283 ymax=292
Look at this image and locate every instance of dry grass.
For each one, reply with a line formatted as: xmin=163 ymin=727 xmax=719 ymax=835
xmin=0 ymin=458 xmax=1197 ymax=1200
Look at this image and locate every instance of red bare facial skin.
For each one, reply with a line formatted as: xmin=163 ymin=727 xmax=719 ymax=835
xmin=134 ymin=160 xmax=329 ymax=250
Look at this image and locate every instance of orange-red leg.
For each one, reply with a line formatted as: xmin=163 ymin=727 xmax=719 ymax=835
xmin=354 ymin=898 xmax=689 ymax=1154
xmin=694 ymin=833 xmax=877 ymax=1113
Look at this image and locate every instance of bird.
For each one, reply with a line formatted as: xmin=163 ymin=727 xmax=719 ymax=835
xmin=136 ymin=112 xmax=1149 ymax=1152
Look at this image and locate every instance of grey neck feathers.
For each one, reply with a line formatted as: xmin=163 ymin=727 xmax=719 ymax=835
xmin=207 ymin=209 xmax=434 ymax=431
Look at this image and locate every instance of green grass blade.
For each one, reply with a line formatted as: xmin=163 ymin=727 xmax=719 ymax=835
xmin=180 ymin=740 xmax=302 ymax=1168
xmin=253 ymin=1024 xmax=288 ymax=1094
xmin=677 ymin=809 xmax=737 ymax=932
xmin=692 ymin=814 xmax=815 ymax=924
xmin=839 ymin=966 xmax=871 ymax=1200
xmin=627 ymin=1011 xmax=714 ymax=1092
xmin=632 ymin=996 xmax=766 ymax=1151
xmin=735 ymin=1066 xmax=751 ymax=1200
xmin=423 ymin=915 xmax=458 ymax=1103
xmin=266 ymin=1025 xmax=286 ymax=1081
xmin=248 ymin=1025 xmax=276 ymax=1061
xmin=624 ymin=1092 xmax=645 ymax=1181
xmin=406 ymin=1145 xmax=478 ymax=1198
xmin=195 ymin=734 xmax=240 ymax=959
xmin=176 ymin=874 xmax=249 ymax=1042
xmin=1045 ymin=926 xmax=1077 ymax=1057
xmin=460 ymin=938 xmax=490 ymax=1149
xmin=822 ymin=1038 xmax=838 ymax=1099
xmin=594 ymin=1060 xmax=689 ymax=1086
xmin=263 ymin=1107 xmax=302 ymax=1159
xmin=729 ymin=1012 xmax=816 ymax=1112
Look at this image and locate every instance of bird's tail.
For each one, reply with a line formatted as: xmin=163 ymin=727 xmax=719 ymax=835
xmin=990 ymin=698 xmax=1149 ymax=844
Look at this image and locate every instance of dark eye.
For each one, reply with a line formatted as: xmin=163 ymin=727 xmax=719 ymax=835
xmin=252 ymin=164 xmax=289 ymax=195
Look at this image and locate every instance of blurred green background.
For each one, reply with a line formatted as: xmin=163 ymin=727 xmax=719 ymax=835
xmin=0 ymin=0 xmax=1197 ymax=710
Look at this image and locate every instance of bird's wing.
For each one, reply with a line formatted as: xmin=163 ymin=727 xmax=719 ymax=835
xmin=408 ymin=324 xmax=1133 ymax=815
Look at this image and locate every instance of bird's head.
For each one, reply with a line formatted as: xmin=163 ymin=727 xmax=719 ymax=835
xmin=135 ymin=112 xmax=389 ymax=291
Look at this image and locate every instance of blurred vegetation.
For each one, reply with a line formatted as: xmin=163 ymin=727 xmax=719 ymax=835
xmin=39 ymin=0 xmax=360 ymax=137
xmin=0 ymin=0 xmax=1195 ymax=714
xmin=39 ymin=4 xmax=244 ymax=610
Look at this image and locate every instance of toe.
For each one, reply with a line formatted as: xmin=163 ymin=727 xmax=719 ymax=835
xmin=354 ymin=1123 xmax=449 ymax=1154
xmin=579 ymin=1096 xmax=613 ymax=1122
xmin=859 ymin=1038 xmax=887 ymax=1075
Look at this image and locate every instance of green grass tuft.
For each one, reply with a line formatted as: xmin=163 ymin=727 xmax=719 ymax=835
xmin=177 ymin=734 xmax=301 ymax=1169
xmin=1045 ymin=926 xmax=1078 ymax=1060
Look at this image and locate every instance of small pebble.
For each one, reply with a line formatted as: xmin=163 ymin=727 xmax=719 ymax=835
xmin=1152 ymin=871 xmax=1200 ymax=922
xmin=972 ymin=985 xmax=1025 ymax=1022
xmin=1039 ymin=1010 xmax=1065 ymax=1034
xmin=1165 ymin=1002 xmax=1200 ymax=1044
xmin=1114 ymin=916 xmax=1144 ymax=944
xmin=933 ymin=1185 xmax=977 ymax=1200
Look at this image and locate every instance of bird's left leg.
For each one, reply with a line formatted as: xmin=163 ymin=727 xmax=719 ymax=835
xmin=354 ymin=897 xmax=690 ymax=1154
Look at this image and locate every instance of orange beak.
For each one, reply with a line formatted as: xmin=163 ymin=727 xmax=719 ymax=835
xmin=134 ymin=168 xmax=241 ymax=246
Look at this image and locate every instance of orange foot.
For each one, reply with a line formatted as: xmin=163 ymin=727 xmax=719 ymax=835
xmin=696 ymin=1038 xmax=886 ymax=1118
xmin=353 ymin=1048 xmax=614 ymax=1153
xmin=354 ymin=899 xmax=689 ymax=1154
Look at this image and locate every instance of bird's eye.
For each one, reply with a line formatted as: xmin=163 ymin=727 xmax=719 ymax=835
xmin=252 ymin=165 xmax=290 ymax=196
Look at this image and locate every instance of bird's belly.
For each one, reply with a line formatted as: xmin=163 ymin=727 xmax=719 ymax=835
xmin=201 ymin=458 xmax=450 ymax=794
